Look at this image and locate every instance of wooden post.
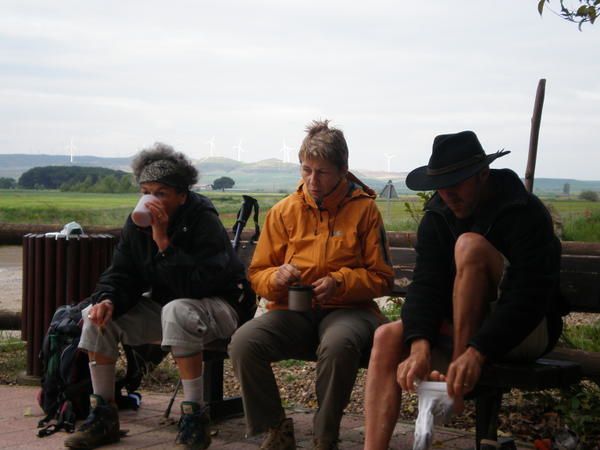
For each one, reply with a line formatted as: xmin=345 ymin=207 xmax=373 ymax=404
xmin=524 ymin=79 xmax=546 ymax=193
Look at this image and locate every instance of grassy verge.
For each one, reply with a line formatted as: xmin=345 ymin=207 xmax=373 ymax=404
xmin=563 ymin=210 xmax=600 ymax=242
xmin=0 ymin=332 xmax=26 ymax=384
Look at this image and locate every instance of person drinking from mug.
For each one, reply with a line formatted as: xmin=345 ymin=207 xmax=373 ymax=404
xmin=65 ymin=143 xmax=248 ymax=450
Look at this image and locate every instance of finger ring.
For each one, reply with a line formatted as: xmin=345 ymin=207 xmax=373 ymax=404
xmin=87 ymin=314 xmax=92 ymax=319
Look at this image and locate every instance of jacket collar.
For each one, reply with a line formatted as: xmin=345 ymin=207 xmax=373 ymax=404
xmin=166 ymin=191 xmax=217 ymax=234
xmin=426 ymin=169 xmax=529 ymax=234
xmin=298 ymin=171 xmax=375 ymax=212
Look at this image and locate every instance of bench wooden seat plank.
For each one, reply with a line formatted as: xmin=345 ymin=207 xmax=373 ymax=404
xmin=479 ymin=359 xmax=582 ymax=391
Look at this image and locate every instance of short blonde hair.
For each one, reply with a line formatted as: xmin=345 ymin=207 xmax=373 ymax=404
xmin=298 ymin=120 xmax=348 ymax=171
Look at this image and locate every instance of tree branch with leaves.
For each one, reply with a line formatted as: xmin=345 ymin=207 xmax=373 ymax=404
xmin=538 ymin=0 xmax=599 ymax=29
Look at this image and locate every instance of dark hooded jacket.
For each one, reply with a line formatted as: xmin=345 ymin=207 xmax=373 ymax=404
xmin=401 ymin=169 xmax=566 ymax=361
xmin=90 ymin=191 xmax=247 ymax=321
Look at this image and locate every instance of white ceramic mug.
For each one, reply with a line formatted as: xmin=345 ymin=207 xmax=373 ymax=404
xmin=131 ymin=194 xmax=156 ymax=227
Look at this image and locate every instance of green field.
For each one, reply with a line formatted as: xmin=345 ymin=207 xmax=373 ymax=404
xmin=1 ymin=189 xmax=599 ymax=241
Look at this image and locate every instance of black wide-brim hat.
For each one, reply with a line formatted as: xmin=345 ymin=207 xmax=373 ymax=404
xmin=405 ymin=130 xmax=510 ymax=191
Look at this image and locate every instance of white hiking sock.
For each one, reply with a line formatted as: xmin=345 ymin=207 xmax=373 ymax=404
xmin=89 ymin=362 xmax=116 ymax=403
xmin=181 ymin=375 xmax=204 ymax=405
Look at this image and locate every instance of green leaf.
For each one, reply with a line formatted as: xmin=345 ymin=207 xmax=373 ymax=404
xmin=538 ymin=0 xmax=546 ymax=15
xmin=571 ymin=397 xmax=581 ymax=409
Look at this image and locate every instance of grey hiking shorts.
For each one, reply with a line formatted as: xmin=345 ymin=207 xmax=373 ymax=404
xmin=79 ymin=297 xmax=238 ymax=360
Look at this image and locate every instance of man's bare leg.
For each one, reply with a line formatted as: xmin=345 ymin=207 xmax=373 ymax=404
xmin=445 ymin=232 xmax=504 ymax=402
xmin=452 ymin=232 xmax=504 ymax=359
xmin=364 ymin=321 xmax=406 ymax=450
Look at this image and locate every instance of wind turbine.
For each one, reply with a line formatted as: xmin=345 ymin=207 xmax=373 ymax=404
xmin=206 ymin=136 xmax=216 ymax=157
xmin=384 ymin=153 xmax=396 ymax=173
xmin=280 ymin=139 xmax=293 ymax=163
xmin=67 ymin=138 xmax=76 ymax=164
xmin=233 ymin=139 xmax=245 ymax=162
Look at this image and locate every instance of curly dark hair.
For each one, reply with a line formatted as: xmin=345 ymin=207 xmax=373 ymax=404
xmin=131 ymin=142 xmax=198 ymax=191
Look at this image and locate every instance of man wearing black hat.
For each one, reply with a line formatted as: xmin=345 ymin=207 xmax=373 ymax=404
xmin=363 ymin=131 xmax=566 ymax=449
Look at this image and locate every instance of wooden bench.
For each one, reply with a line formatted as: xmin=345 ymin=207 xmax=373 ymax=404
xmin=206 ymin=233 xmax=600 ymax=448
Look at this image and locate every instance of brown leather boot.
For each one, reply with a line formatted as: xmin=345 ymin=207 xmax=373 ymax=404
xmin=64 ymin=395 xmax=120 ymax=449
xmin=313 ymin=437 xmax=339 ymax=450
xmin=260 ymin=417 xmax=296 ymax=450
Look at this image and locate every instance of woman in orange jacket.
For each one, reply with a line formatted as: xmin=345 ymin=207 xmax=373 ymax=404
xmin=229 ymin=120 xmax=394 ymax=450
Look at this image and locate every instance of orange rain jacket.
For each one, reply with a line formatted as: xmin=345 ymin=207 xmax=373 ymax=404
xmin=248 ymin=173 xmax=394 ymax=314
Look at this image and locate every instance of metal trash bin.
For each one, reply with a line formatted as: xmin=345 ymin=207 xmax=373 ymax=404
xmin=21 ymin=233 xmax=116 ymax=377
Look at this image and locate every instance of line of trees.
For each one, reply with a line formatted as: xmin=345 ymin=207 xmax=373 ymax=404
xmin=0 ymin=177 xmax=17 ymax=189
xmin=60 ymin=174 xmax=137 ymax=193
xmin=17 ymin=166 xmax=137 ymax=193
xmin=5 ymin=167 xmax=241 ymax=193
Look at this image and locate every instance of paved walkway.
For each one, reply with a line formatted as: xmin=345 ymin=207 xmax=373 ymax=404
xmin=0 ymin=385 xmax=534 ymax=449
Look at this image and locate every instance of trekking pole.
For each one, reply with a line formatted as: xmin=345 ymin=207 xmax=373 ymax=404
xmin=232 ymin=195 xmax=259 ymax=250
xmin=164 ymin=378 xmax=181 ymax=419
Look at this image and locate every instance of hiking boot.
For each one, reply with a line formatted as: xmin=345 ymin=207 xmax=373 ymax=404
xmin=313 ymin=437 xmax=339 ymax=450
xmin=175 ymin=401 xmax=211 ymax=450
xmin=64 ymin=394 xmax=120 ymax=449
xmin=260 ymin=417 xmax=296 ymax=450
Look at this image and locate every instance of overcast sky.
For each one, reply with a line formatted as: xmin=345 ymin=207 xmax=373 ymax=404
xmin=1 ymin=1 xmax=598 ymax=179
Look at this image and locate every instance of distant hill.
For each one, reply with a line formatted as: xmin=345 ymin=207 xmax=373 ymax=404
xmin=0 ymin=154 xmax=598 ymax=194
xmin=0 ymin=154 xmax=131 ymax=180
xmin=530 ymin=178 xmax=600 ymax=196
xmin=196 ymin=156 xmax=243 ymax=173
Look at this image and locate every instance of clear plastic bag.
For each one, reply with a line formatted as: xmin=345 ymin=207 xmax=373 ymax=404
xmin=413 ymin=381 xmax=454 ymax=450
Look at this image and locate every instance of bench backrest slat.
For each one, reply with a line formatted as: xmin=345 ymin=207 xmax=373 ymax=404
xmin=236 ymin=242 xmax=600 ymax=314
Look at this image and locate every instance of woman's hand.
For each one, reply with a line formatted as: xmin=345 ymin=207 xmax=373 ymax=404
xmin=145 ymin=198 xmax=170 ymax=251
xmin=312 ymin=276 xmax=337 ymax=304
xmin=87 ymin=299 xmax=114 ymax=328
xmin=271 ymin=264 xmax=302 ymax=289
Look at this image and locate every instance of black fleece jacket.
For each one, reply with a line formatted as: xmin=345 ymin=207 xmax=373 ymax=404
xmin=401 ymin=169 xmax=566 ymax=361
xmin=90 ymin=192 xmax=247 ymax=320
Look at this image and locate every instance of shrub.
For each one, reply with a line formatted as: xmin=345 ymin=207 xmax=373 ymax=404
xmin=579 ymin=190 xmax=599 ymax=202
xmin=404 ymin=192 xmax=433 ymax=226
xmin=381 ymin=297 xmax=404 ymax=321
